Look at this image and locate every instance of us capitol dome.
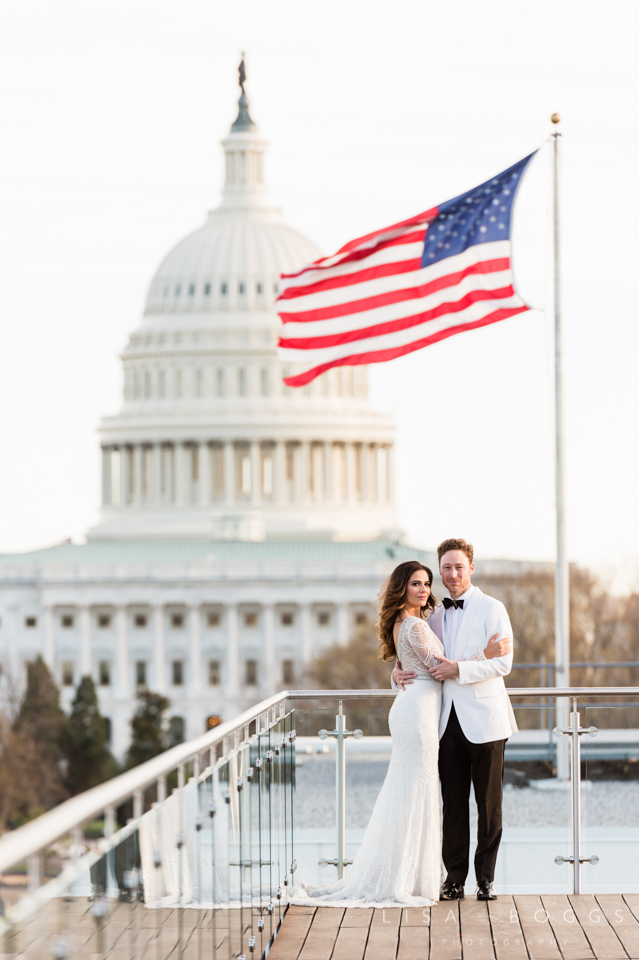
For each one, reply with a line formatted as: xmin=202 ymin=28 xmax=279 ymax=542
xmin=0 ymin=71 xmax=438 ymax=759
xmin=91 ymin=77 xmax=398 ymax=543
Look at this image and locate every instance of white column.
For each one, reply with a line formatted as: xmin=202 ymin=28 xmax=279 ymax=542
xmin=116 ymin=606 xmax=129 ymax=695
xmin=199 ymin=443 xmax=211 ymax=507
xmin=250 ymin=441 xmax=261 ymax=505
xmin=275 ymin=441 xmax=286 ymax=504
xmin=189 ymin=605 xmax=202 ymax=692
xmin=337 ymin=603 xmax=349 ymax=647
xmin=153 ymin=605 xmax=166 ymax=692
xmin=368 ymin=444 xmax=377 ymax=502
xmin=224 ymin=441 xmax=235 ymax=505
xmin=293 ymin=444 xmax=302 ymax=502
xmin=226 ymin=604 xmax=239 ymax=697
xmin=80 ymin=606 xmax=91 ymax=677
xmin=168 ymin=444 xmax=176 ymax=503
xmin=133 ymin=444 xmax=143 ymax=504
xmin=360 ymin=444 xmax=370 ymax=502
xmin=299 ymin=441 xmax=310 ymax=504
xmin=101 ymin=447 xmax=112 ymax=505
xmin=44 ymin=606 xmax=55 ymax=670
xmin=175 ymin=443 xmax=188 ymax=506
xmin=120 ymin=446 xmax=129 ymax=506
xmin=152 ymin=444 xmax=162 ymax=505
xmin=264 ymin=604 xmax=276 ymax=691
xmin=386 ymin=444 xmax=394 ymax=503
xmin=345 ymin=442 xmax=356 ymax=502
xmin=301 ymin=604 xmax=313 ymax=664
xmin=323 ymin=442 xmax=332 ymax=502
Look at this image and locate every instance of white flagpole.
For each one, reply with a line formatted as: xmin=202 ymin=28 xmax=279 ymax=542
xmin=551 ymin=113 xmax=570 ymax=780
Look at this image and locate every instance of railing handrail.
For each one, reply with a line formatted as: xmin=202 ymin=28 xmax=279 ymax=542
xmin=286 ymin=687 xmax=639 ymax=698
xmin=0 ymin=685 xmax=637 ymax=875
xmin=0 ymin=689 xmax=289 ymax=875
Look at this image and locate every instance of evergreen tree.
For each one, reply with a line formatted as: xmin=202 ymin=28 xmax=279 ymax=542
xmin=64 ymin=676 xmax=118 ymax=795
xmin=125 ymin=689 xmax=170 ymax=769
xmin=13 ymin=655 xmax=68 ymax=812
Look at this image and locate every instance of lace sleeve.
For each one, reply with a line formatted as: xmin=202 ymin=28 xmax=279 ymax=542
xmin=404 ymin=619 xmax=445 ymax=670
xmin=457 ymin=648 xmax=487 ymax=663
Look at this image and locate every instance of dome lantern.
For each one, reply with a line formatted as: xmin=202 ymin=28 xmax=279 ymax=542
xmin=219 ymin=60 xmax=271 ymax=213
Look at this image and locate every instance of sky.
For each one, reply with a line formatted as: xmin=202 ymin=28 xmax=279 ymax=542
xmin=0 ymin=0 xmax=637 ymax=590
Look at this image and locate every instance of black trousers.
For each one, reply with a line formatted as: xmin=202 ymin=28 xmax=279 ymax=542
xmin=438 ymin=704 xmax=506 ymax=885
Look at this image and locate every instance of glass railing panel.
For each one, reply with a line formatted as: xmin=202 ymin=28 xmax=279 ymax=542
xmin=288 ymin=700 xmax=338 ymax=888
xmin=504 ymin=699 xmax=572 ymax=893
xmin=286 ymin=696 xmax=393 ymax=889
xmin=290 ymin=696 xmax=573 ymax=896
xmin=583 ymin=697 xmax=639 ymax=893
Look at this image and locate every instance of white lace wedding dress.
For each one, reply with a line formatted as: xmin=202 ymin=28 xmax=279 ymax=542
xmin=292 ymin=615 xmax=486 ymax=908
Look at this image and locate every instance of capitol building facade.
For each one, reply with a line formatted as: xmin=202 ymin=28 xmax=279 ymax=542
xmin=0 ymin=79 xmax=437 ymax=760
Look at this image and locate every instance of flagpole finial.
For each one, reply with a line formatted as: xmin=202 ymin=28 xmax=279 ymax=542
xmin=551 ymin=113 xmax=561 ymax=125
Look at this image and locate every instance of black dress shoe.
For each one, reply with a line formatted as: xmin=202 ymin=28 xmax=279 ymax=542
xmin=476 ymin=881 xmax=497 ymax=900
xmin=440 ymin=880 xmax=465 ymax=901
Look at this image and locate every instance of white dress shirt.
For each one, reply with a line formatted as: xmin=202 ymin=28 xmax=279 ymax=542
xmin=442 ymin=584 xmax=475 ymax=660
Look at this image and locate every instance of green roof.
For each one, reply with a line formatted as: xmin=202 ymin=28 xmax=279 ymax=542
xmin=0 ymin=539 xmax=436 ymax=567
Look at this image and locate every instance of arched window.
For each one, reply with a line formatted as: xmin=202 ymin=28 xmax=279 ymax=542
xmin=169 ymin=716 xmax=185 ymax=747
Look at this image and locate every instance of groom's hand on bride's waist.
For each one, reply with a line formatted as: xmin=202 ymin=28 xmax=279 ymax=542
xmin=429 ymin=657 xmax=460 ymax=681
xmin=392 ymin=664 xmax=417 ymax=689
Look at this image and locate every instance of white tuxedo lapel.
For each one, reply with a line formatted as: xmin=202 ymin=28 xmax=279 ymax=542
xmin=455 ymin=586 xmax=483 ymax=658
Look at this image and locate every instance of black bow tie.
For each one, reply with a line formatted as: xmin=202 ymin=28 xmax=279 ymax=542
xmin=443 ymin=598 xmax=464 ymax=610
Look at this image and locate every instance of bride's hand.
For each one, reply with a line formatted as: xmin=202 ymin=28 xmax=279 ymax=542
xmin=484 ymin=633 xmax=511 ymax=659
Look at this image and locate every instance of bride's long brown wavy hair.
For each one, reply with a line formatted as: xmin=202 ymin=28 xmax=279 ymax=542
xmin=377 ymin=561 xmax=438 ymax=662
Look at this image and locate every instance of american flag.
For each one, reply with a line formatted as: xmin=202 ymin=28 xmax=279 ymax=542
xmin=276 ymin=153 xmax=536 ymax=387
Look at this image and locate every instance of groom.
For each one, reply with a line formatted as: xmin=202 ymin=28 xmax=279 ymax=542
xmin=392 ymin=538 xmax=517 ymax=902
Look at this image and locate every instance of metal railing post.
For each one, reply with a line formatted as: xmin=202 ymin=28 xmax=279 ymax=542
xmin=317 ymin=701 xmax=362 ymax=879
xmin=27 ymin=854 xmax=40 ymax=894
xmin=570 ymin=700 xmax=582 ymax=893
xmin=336 ymin=704 xmax=346 ymax=878
xmin=553 ymin=696 xmax=599 ymax=892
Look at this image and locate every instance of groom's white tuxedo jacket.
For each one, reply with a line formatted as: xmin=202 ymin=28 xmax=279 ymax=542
xmin=428 ymin=586 xmax=518 ymax=744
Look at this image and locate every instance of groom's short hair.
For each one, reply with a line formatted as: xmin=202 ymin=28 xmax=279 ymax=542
xmin=437 ymin=538 xmax=474 ymax=564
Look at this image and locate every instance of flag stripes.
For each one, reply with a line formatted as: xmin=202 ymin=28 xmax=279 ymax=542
xmin=276 ymin=154 xmax=535 ymax=386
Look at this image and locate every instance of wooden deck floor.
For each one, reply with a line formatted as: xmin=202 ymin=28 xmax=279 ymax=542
xmin=3 ymin=894 xmax=639 ymax=959
xmin=269 ymin=896 xmax=639 ymax=960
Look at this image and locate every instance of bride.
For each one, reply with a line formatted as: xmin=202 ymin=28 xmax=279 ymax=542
xmin=292 ymin=560 xmax=510 ymax=907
